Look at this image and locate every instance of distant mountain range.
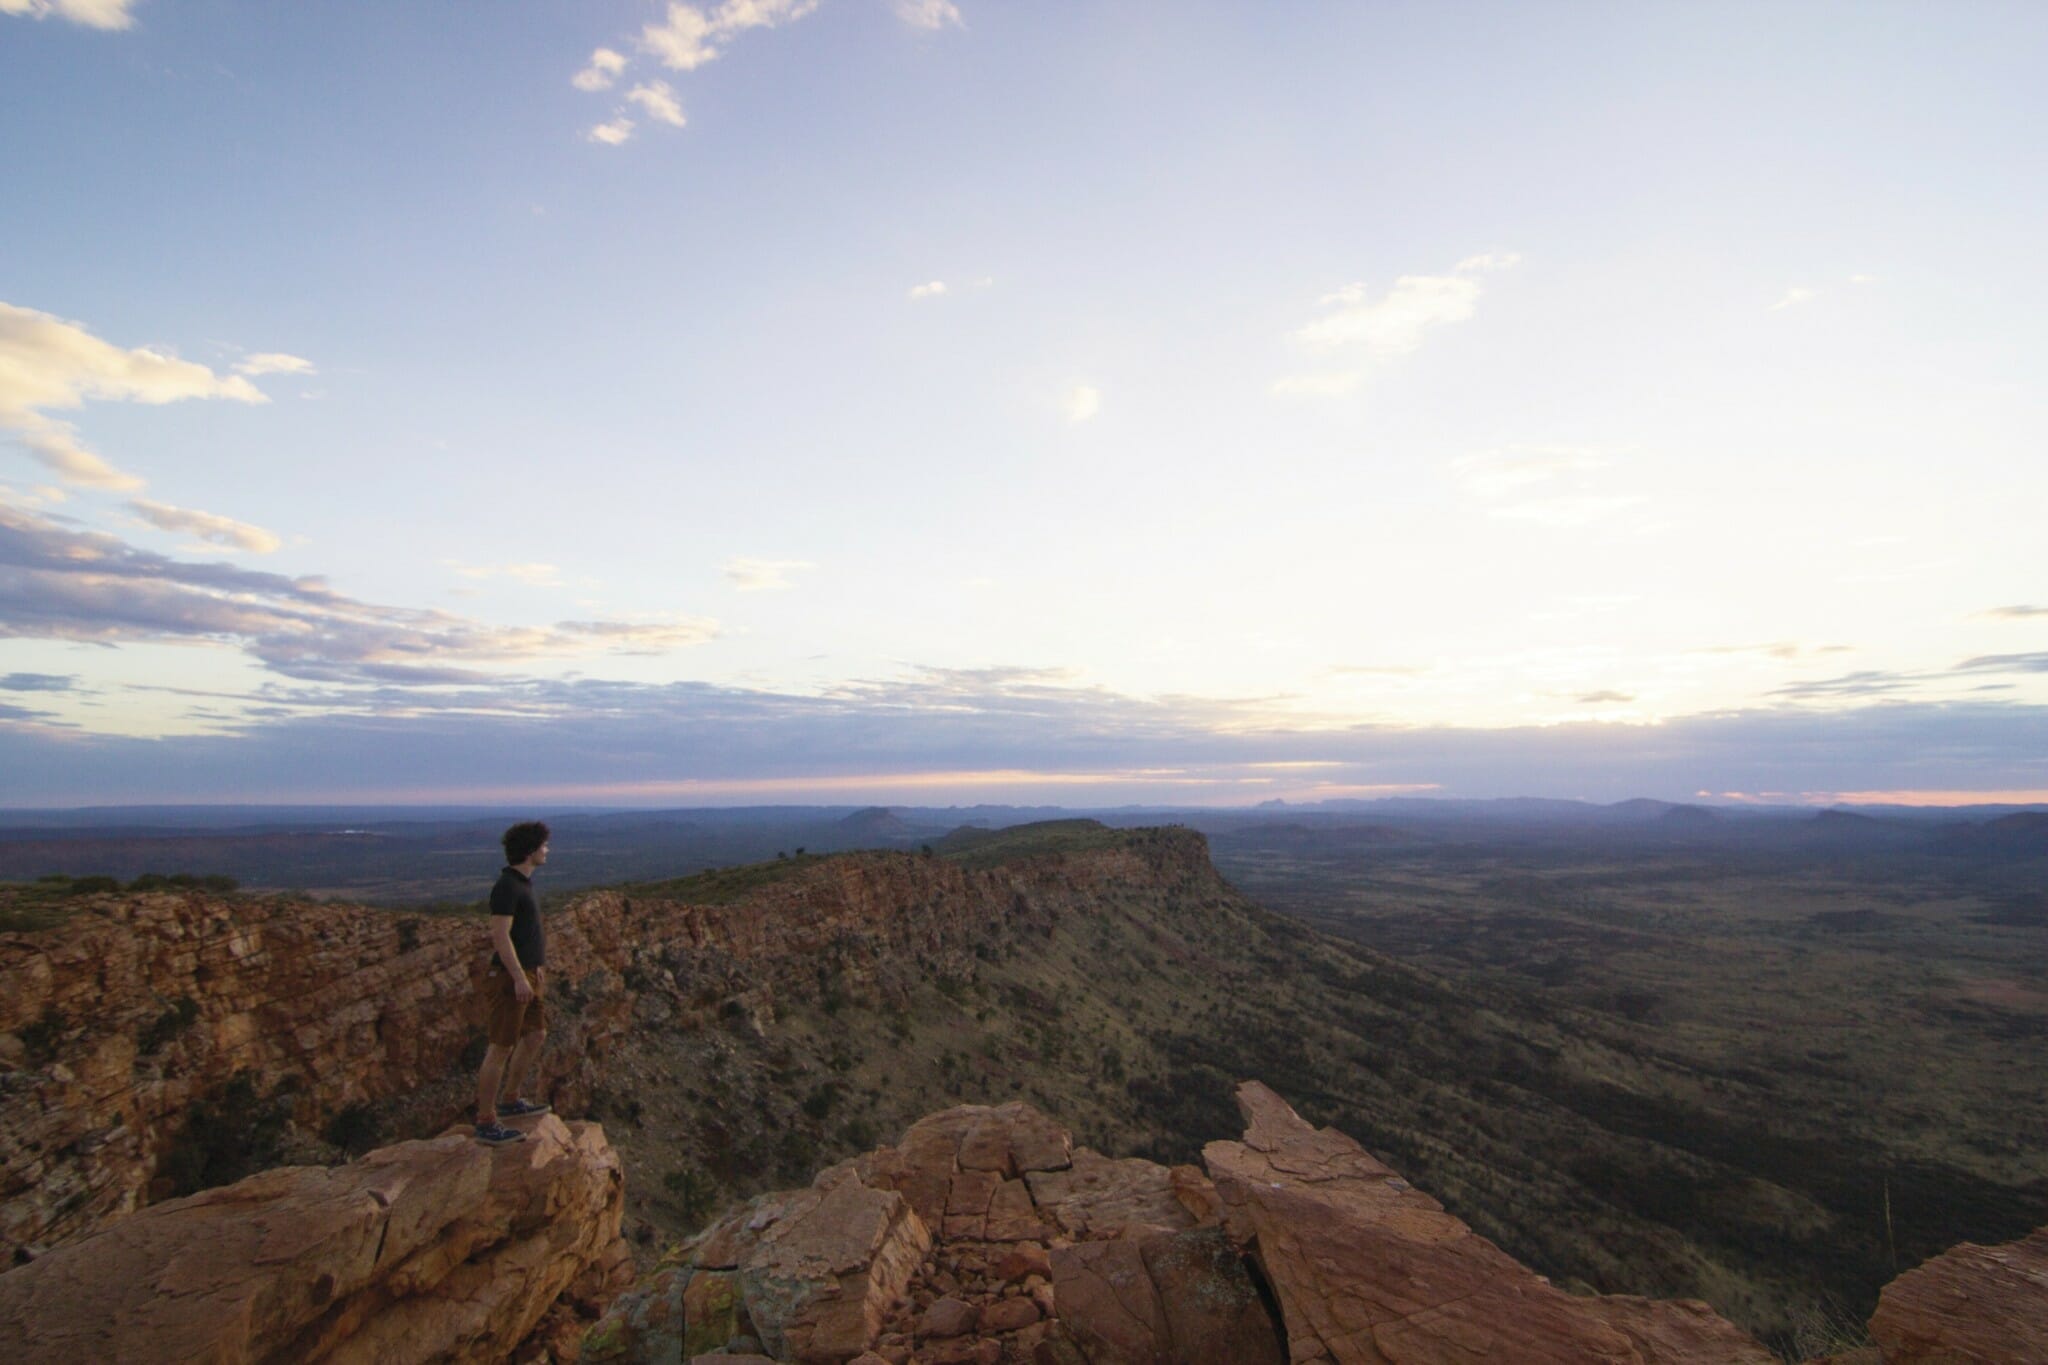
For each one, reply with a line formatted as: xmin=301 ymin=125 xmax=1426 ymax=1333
xmin=1 ymin=796 xmax=2042 ymax=906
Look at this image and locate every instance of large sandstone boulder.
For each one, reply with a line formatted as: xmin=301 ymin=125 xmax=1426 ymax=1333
xmin=1203 ymin=1082 xmax=1774 ymax=1364
xmin=591 ymin=1101 xmax=1107 ymax=1363
xmin=0 ymin=1114 xmax=630 ymax=1364
xmin=589 ymin=1163 xmax=932 ymax=1364
xmin=1051 ymin=1226 xmax=1282 ymax=1365
xmin=1868 ymin=1224 xmax=2048 ymax=1363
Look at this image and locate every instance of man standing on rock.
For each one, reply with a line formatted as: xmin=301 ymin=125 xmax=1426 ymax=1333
xmin=475 ymin=820 xmax=553 ymax=1145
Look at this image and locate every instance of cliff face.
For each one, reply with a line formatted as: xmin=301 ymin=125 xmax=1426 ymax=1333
xmin=0 ymin=831 xmax=1209 ymax=1259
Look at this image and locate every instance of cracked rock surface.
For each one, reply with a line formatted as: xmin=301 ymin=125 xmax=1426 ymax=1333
xmin=1869 ymin=1225 xmax=2048 ymax=1364
xmin=0 ymin=1113 xmax=632 ymax=1364
xmin=590 ymin=1088 xmax=1773 ymax=1364
xmin=1205 ymin=1082 xmax=1776 ymax=1364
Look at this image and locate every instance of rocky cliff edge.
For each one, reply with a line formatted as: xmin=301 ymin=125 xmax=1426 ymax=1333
xmin=0 ymin=831 xmax=1206 ymax=1259
xmin=588 ymin=1082 xmax=1777 ymax=1364
xmin=0 ymin=1112 xmax=632 ymax=1364
xmin=1 ymin=1080 xmax=2042 ymax=1363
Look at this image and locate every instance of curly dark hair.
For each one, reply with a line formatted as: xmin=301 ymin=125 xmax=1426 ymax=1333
xmin=500 ymin=820 xmax=551 ymax=866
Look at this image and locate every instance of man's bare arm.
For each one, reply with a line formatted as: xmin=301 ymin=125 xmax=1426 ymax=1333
xmin=488 ymin=915 xmax=532 ymax=1000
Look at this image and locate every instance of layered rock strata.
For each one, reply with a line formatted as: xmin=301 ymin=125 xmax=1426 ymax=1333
xmin=0 ymin=1112 xmax=632 ymax=1363
xmin=0 ymin=831 xmax=1206 ymax=1257
xmin=1867 ymin=1224 xmax=2048 ymax=1363
xmin=586 ymin=1090 xmax=1771 ymax=1364
xmin=1205 ymin=1082 xmax=1777 ymax=1364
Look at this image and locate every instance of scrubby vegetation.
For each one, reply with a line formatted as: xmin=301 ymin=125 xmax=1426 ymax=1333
xmin=623 ymin=853 xmax=824 ymax=904
xmin=159 ymin=1072 xmax=292 ymax=1197
xmin=932 ymin=818 xmax=1130 ymax=869
xmin=569 ymin=824 xmax=2042 ymax=1354
xmin=138 ymin=997 xmax=200 ymax=1054
xmin=0 ymin=872 xmax=238 ymax=933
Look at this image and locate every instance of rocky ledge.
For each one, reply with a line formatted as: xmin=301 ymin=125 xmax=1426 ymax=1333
xmin=0 ymin=1113 xmax=632 ymax=1364
xmin=0 ymin=1080 xmax=2043 ymax=1362
xmin=1867 ymin=1224 xmax=2048 ymax=1363
xmin=587 ymin=1083 xmax=1776 ymax=1364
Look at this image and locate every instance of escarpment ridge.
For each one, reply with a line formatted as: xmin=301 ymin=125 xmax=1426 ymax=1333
xmin=0 ymin=828 xmax=1209 ymax=1259
xmin=6 ymin=820 xmax=2045 ymax=1350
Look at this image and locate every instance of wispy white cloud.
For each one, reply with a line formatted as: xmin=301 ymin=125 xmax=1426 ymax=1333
xmin=893 ymin=0 xmax=962 ymax=29
xmin=575 ymin=0 xmax=848 ymax=145
xmin=1769 ymin=286 xmax=1818 ymax=311
xmin=1063 ymin=384 xmax=1102 ymax=423
xmin=555 ymin=619 xmax=722 ymax=655
xmin=908 ymin=277 xmax=992 ymax=301
xmin=1297 ymin=275 xmax=1478 ymax=351
xmin=722 ymin=556 xmax=816 ymax=591
xmin=234 ymin=352 xmax=315 ymax=377
xmin=640 ymin=0 xmax=819 ymax=72
xmin=639 ymin=3 xmax=721 ymax=69
xmin=0 ymin=480 xmax=68 ymax=509
xmin=1274 ymin=252 xmax=1516 ymax=396
xmin=713 ymin=0 xmax=821 ymax=33
xmin=572 ymin=47 xmax=628 ymax=91
xmin=0 ymin=0 xmax=138 ymax=31
xmin=571 ymin=0 xmax=830 ymax=147
xmin=1696 ymin=641 xmax=1854 ymax=661
xmin=1981 ymin=605 xmax=2048 ymax=620
xmin=0 ymin=301 xmax=268 ymax=491
xmin=626 ymin=80 xmax=686 ymax=127
xmin=127 ymin=499 xmax=281 ymax=554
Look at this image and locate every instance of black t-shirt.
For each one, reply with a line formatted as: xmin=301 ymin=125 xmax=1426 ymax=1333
xmin=489 ymin=866 xmax=545 ymax=968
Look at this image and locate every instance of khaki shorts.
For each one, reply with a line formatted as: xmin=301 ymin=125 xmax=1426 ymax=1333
xmin=483 ymin=959 xmax=546 ymax=1047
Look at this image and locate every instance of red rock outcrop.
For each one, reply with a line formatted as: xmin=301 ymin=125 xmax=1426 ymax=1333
xmin=0 ymin=1112 xmax=632 ymax=1363
xmin=0 ymin=831 xmax=1211 ymax=1258
xmin=1205 ymin=1082 xmax=1775 ymax=1364
xmin=586 ymin=1091 xmax=1771 ymax=1364
xmin=1049 ymin=1226 xmax=1282 ymax=1365
xmin=1867 ymin=1224 xmax=2048 ymax=1363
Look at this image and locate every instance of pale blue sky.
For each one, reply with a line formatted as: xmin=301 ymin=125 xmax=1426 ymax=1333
xmin=3 ymin=1 xmax=2045 ymax=806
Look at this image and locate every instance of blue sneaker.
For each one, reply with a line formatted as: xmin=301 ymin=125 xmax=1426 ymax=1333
xmin=500 ymin=1098 xmax=551 ymax=1118
xmin=475 ymin=1120 xmax=526 ymax=1145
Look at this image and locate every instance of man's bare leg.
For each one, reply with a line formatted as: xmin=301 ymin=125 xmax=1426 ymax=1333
xmin=476 ymin=1042 xmax=513 ymax=1123
xmin=500 ymin=1029 xmax=546 ymax=1109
